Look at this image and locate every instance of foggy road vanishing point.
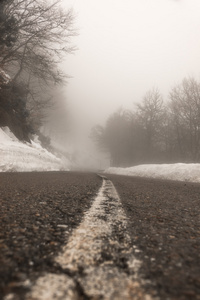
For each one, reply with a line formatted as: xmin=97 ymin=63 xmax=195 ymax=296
xmin=0 ymin=172 xmax=200 ymax=300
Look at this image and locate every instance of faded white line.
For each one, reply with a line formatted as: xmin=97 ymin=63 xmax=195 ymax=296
xmin=6 ymin=179 xmax=156 ymax=300
xmin=25 ymin=274 xmax=79 ymax=300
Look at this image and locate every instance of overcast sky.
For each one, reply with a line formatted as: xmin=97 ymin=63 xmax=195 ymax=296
xmin=61 ymin=0 xmax=200 ymax=128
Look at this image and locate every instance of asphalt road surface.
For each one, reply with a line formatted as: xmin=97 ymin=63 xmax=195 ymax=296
xmin=106 ymin=174 xmax=200 ymax=300
xmin=0 ymin=172 xmax=200 ymax=300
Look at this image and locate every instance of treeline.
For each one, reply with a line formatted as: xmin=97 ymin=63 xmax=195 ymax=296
xmin=0 ymin=0 xmax=75 ymax=142
xmin=92 ymin=77 xmax=200 ymax=166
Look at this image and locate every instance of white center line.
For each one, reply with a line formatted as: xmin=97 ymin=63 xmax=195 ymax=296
xmin=7 ymin=179 xmax=156 ymax=300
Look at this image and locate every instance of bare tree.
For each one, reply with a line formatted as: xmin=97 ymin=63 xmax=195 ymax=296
xmin=93 ymin=80 xmax=200 ymax=166
xmin=170 ymin=77 xmax=200 ymax=161
xmin=0 ymin=0 xmax=76 ymax=140
xmin=1 ymin=0 xmax=76 ymax=83
xmin=136 ymin=88 xmax=165 ymax=160
xmin=0 ymin=0 xmax=18 ymax=59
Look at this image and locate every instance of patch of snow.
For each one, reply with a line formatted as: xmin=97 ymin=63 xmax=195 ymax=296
xmin=1 ymin=126 xmax=19 ymax=142
xmin=0 ymin=68 xmax=10 ymax=86
xmin=105 ymin=163 xmax=200 ymax=183
xmin=0 ymin=127 xmax=70 ymax=172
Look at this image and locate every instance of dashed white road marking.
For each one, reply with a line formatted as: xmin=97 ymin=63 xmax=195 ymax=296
xmin=6 ymin=179 xmax=156 ymax=300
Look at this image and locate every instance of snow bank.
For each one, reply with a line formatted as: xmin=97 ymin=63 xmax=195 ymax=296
xmin=105 ymin=163 xmax=200 ymax=183
xmin=0 ymin=127 xmax=69 ymax=172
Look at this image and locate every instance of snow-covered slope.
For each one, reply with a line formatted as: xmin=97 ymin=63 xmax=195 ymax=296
xmin=0 ymin=127 xmax=69 ymax=172
xmin=105 ymin=163 xmax=200 ymax=183
xmin=2 ymin=124 xmax=200 ymax=180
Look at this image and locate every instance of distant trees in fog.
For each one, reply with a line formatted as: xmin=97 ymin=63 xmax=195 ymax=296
xmin=93 ymin=77 xmax=200 ymax=166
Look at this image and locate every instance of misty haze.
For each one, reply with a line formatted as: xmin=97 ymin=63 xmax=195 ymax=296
xmin=1 ymin=0 xmax=200 ymax=170
xmin=1 ymin=1 xmax=200 ymax=299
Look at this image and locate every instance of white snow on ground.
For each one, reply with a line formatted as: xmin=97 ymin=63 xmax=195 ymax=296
xmin=0 ymin=68 xmax=10 ymax=86
xmin=105 ymin=163 xmax=200 ymax=183
xmin=0 ymin=127 xmax=69 ymax=172
xmin=2 ymin=124 xmax=200 ymax=180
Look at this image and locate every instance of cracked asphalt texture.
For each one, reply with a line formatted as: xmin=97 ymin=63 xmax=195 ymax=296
xmin=106 ymin=174 xmax=200 ymax=300
xmin=0 ymin=172 xmax=200 ymax=299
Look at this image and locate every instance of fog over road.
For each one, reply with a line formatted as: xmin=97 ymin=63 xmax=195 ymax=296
xmin=0 ymin=172 xmax=200 ymax=299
